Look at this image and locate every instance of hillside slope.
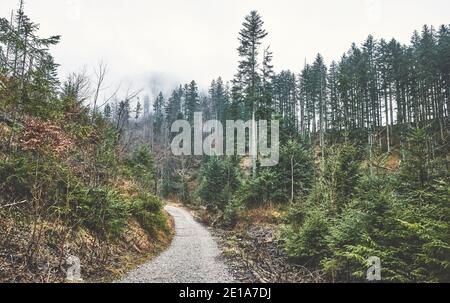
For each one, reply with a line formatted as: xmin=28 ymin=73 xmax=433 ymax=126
xmin=0 ymin=104 xmax=174 ymax=283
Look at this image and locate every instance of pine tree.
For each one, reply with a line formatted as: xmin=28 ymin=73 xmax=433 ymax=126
xmin=259 ymin=46 xmax=274 ymax=121
xmin=313 ymin=54 xmax=328 ymax=150
xmin=104 ymin=103 xmax=112 ymax=120
xmin=209 ymin=77 xmax=229 ymax=124
xmin=113 ymin=99 xmax=131 ymax=141
xmin=327 ymin=61 xmax=342 ymax=134
xmin=233 ymin=11 xmax=269 ymax=178
xmin=0 ymin=0 xmax=60 ymax=118
xmin=437 ymin=25 xmax=450 ymax=121
xmin=278 ymin=140 xmax=315 ymax=202
xmin=273 ymin=70 xmax=297 ymax=140
xmin=198 ymin=156 xmax=228 ymax=210
xmin=233 ymin=10 xmax=268 ymax=120
xmin=200 ymin=94 xmax=212 ymax=120
xmin=165 ymin=87 xmax=183 ymax=127
xmin=362 ymin=35 xmax=380 ymax=131
xmin=184 ymin=80 xmax=199 ymax=124
xmin=153 ymin=92 xmax=165 ymax=137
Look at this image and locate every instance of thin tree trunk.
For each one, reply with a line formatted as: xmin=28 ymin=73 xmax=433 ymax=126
xmin=290 ymin=155 xmax=294 ymax=203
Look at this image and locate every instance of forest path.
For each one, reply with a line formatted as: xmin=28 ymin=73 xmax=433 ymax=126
xmin=120 ymin=205 xmax=235 ymax=283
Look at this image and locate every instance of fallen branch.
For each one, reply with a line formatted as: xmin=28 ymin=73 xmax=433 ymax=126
xmin=0 ymin=200 xmax=28 ymax=208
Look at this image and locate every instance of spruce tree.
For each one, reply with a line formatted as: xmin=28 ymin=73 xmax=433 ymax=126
xmin=184 ymin=80 xmax=199 ymax=124
xmin=153 ymin=92 xmax=165 ymax=137
xmin=233 ymin=11 xmax=269 ymax=178
xmin=165 ymin=87 xmax=183 ymax=128
xmin=259 ymin=46 xmax=274 ymax=121
xmin=233 ymin=10 xmax=268 ymax=120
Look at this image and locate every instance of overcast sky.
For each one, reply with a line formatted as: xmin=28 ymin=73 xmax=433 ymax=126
xmin=1 ymin=0 xmax=449 ymax=99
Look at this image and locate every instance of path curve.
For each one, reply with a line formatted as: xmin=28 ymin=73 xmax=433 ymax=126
xmin=120 ymin=205 xmax=235 ymax=283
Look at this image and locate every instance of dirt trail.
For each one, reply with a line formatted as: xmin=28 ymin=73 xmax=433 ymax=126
xmin=120 ymin=205 xmax=235 ymax=283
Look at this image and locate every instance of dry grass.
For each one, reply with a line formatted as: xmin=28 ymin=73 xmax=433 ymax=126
xmin=185 ymin=200 xmax=286 ymax=228
xmin=114 ymin=179 xmax=140 ymax=199
xmin=236 ymin=206 xmax=285 ymax=228
xmin=385 ymin=151 xmax=402 ymax=170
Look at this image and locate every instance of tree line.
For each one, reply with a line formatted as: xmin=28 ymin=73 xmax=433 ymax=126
xmin=148 ymin=13 xmax=449 ymax=158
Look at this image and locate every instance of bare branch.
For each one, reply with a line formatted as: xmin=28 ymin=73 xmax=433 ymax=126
xmin=92 ymin=60 xmax=108 ymax=119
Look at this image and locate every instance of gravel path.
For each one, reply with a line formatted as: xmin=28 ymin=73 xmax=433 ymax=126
xmin=120 ymin=205 xmax=235 ymax=283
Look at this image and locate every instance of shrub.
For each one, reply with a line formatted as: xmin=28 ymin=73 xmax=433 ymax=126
xmin=198 ymin=157 xmax=239 ymax=211
xmin=0 ymin=154 xmax=35 ymax=201
xmin=74 ymin=187 xmax=130 ymax=237
xmin=0 ymin=153 xmax=74 ymax=205
xmin=276 ymin=140 xmax=315 ymax=200
xmin=128 ymin=144 xmax=156 ymax=191
xmin=239 ymin=170 xmax=275 ymax=206
xmin=223 ymin=198 xmax=244 ymax=227
xmin=321 ymin=144 xmax=361 ymax=214
xmin=0 ymin=153 xmax=132 ymax=238
xmin=284 ymin=154 xmax=450 ymax=282
xmin=131 ymin=192 xmax=168 ymax=236
xmin=285 ymin=209 xmax=330 ymax=261
xmin=240 ymin=139 xmax=315 ymax=206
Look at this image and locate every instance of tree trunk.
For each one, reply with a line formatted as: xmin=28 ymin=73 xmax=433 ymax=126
xmin=290 ymin=155 xmax=294 ymax=203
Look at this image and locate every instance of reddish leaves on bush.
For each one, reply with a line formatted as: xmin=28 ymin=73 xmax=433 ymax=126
xmin=18 ymin=118 xmax=74 ymax=155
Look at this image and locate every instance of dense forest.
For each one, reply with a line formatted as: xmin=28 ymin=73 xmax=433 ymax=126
xmin=1 ymin=1 xmax=449 ymax=283
xmin=142 ymin=11 xmax=450 ymax=283
xmin=0 ymin=1 xmax=172 ymax=282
